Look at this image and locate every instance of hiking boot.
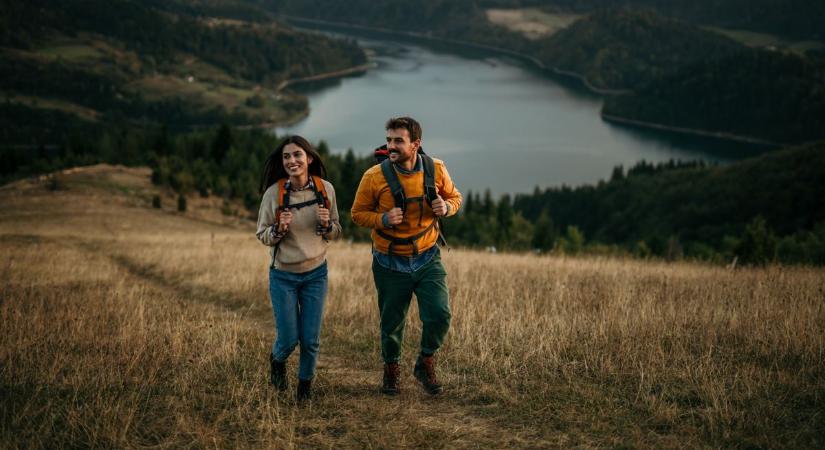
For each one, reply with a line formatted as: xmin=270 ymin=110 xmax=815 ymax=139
xmin=296 ymin=378 xmax=312 ymax=402
xmin=270 ymin=354 xmax=287 ymax=391
xmin=381 ymin=362 xmax=401 ymax=395
xmin=413 ymin=354 xmax=443 ymax=395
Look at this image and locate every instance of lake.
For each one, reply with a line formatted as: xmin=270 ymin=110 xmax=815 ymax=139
xmin=277 ymin=32 xmax=762 ymax=196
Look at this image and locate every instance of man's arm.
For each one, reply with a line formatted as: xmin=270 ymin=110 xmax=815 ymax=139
xmin=351 ymin=172 xmax=385 ymax=229
xmin=437 ymin=162 xmax=462 ymax=217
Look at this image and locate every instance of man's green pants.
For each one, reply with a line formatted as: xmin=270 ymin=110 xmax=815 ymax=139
xmin=372 ymin=254 xmax=451 ymax=363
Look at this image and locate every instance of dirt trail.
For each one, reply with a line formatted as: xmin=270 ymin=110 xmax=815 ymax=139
xmin=84 ymin=241 xmax=543 ymax=448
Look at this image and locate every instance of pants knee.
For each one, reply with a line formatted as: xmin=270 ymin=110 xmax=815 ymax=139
xmin=300 ymin=339 xmax=320 ymax=355
xmin=424 ymin=309 xmax=451 ymax=329
xmin=275 ymin=339 xmax=298 ymax=359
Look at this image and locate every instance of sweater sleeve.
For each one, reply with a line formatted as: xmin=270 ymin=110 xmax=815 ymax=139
xmin=437 ymin=162 xmax=462 ymax=217
xmin=255 ymin=185 xmax=283 ymax=247
xmin=322 ymin=181 xmax=343 ymax=241
xmin=351 ymin=170 xmax=385 ymax=229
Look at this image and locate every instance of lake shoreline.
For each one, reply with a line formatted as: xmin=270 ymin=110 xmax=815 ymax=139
xmin=601 ymin=113 xmax=782 ymax=147
xmin=275 ymin=63 xmax=372 ymax=93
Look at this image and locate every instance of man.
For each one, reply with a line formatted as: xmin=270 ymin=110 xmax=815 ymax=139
xmin=351 ymin=117 xmax=462 ymax=395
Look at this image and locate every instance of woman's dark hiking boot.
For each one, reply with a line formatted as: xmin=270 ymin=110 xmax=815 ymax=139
xmin=270 ymin=354 xmax=287 ymax=391
xmin=413 ymin=354 xmax=443 ymax=395
xmin=381 ymin=362 xmax=401 ymax=395
xmin=296 ymin=378 xmax=312 ymax=403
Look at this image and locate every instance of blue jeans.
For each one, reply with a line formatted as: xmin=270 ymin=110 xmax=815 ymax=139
xmin=269 ymin=262 xmax=328 ymax=380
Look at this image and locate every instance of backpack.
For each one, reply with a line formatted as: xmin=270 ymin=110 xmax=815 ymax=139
xmin=372 ymin=144 xmax=448 ymax=256
xmin=274 ymin=175 xmax=330 ymax=225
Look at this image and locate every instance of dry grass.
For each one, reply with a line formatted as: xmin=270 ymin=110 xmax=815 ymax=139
xmin=2 ymin=165 xmax=824 ymax=448
xmin=128 ymin=75 xmax=293 ymax=124
xmin=485 ymin=8 xmax=581 ymax=40
xmin=1 ymin=94 xmax=101 ymax=122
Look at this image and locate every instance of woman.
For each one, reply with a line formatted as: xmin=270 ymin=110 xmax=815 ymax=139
xmin=256 ymin=135 xmax=341 ymax=401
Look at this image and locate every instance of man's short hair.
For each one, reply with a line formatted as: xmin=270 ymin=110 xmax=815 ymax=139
xmin=385 ymin=117 xmax=422 ymax=142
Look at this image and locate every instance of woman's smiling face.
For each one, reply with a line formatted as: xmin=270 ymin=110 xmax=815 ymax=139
xmin=282 ymin=143 xmax=313 ymax=178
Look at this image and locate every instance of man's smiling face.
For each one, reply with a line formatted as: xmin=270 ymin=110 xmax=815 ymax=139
xmin=386 ymin=128 xmax=419 ymax=165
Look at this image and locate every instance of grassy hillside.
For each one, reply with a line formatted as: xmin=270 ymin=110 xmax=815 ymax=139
xmin=2 ymin=165 xmax=824 ymax=447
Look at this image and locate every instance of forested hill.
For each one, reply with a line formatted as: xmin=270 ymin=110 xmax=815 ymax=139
xmin=0 ymin=0 xmax=366 ymax=143
xmin=603 ymin=49 xmax=825 ymax=144
xmin=271 ymin=0 xmax=531 ymax=50
xmin=536 ymin=9 xmax=825 ymax=144
xmin=498 ymin=141 xmax=825 ymax=265
xmin=271 ymin=0 xmax=824 ymax=42
xmin=532 ymin=9 xmax=742 ymax=91
xmin=535 ymin=0 xmax=824 ymax=41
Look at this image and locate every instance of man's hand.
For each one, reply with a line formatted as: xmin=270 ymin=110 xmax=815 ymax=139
xmin=432 ymin=195 xmax=448 ymax=217
xmin=278 ymin=209 xmax=293 ymax=233
xmin=317 ymin=206 xmax=330 ymax=228
xmin=384 ymin=207 xmax=403 ymax=226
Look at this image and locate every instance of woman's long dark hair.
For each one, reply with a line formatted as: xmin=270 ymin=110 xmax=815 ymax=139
xmin=259 ymin=135 xmax=328 ymax=195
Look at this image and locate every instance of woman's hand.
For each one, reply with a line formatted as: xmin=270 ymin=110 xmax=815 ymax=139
xmin=317 ymin=206 xmax=330 ymax=228
xmin=278 ymin=209 xmax=293 ymax=233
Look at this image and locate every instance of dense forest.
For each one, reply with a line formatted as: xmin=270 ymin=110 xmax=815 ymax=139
xmin=603 ymin=48 xmax=825 ymax=144
xmin=532 ymin=9 xmax=742 ymax=91
xmin=529 ymin=0 xmax=825 ymax=41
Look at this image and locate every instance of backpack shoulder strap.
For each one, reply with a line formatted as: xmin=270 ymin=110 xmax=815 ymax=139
xmin=380 ymin=159 xmax=406 ymax=211
xmin=419 ymin=154 xmax=449 ymax=249
xmin=275 ymin=178 xmax=289 ymax=223
xmin=421 ymin=153 xmax=437 ymax=205
xmin=311 ymin=175 xmax=330 ymax=209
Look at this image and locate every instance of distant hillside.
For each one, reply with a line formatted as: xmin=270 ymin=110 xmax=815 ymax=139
xmin=536 ymin=0 xmax=825 ymax=41
xmin=271 ymin=0 xmax=531 ymax=50
xmin=523 ymin=9 xmax=825 ymax=144
xmin=0 ymin=0 xmax=366 ymax=143
xmin=603 ymin=49 xmax=825 ymax=144
xmin=532 ymin=9 xmax=742 ymax=91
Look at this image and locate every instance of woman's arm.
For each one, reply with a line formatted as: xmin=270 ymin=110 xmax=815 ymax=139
xmin=322 ymin=181 xmax=342 ymax=241
xmin=255 ymin=185 xmax=285 ymax=246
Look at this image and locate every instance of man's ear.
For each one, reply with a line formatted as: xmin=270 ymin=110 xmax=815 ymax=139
xmin=412 ymin=139 xmax=421 ymax=152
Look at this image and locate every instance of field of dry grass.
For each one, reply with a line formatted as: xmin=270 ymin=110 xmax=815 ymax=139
xmin=2 ymin=165 xmax=824 ymax=448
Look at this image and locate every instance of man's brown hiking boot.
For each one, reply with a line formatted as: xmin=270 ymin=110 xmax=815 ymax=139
xmin=413 ymin=354 xmax=443 ymax=395
xmin=381 ymin=362 xmax=401 ymax=395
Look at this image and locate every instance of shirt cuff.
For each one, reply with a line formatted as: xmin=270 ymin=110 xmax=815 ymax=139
xmin=381 ymin=213 xmax=391 ymax=228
